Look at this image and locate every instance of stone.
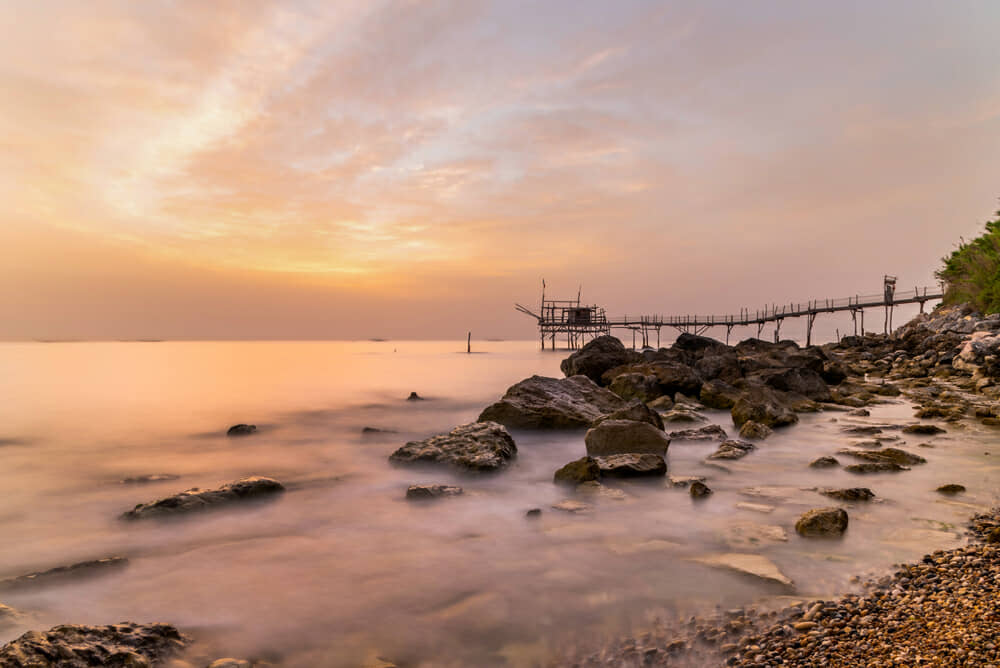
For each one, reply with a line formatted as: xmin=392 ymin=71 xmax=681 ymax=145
xmin=706 ymin=439 xmax=756 ymax=461
xmin=845 ymin=461 xmax=908 ymax=473
xmin=647 ymin=395 xmax=675 ymax=411
xmin=936 ymin=484 xmax=966 ymax=494
xmin=389 ymin=421 xmax=517 ymax=472
xmin=0 ymin=622 xmax=187 ymax=667
xmin=226 ymin=424 xmax=256 ymax=436
xmin=607 ymin=373 xmax=659 ymax=402
xmin=207 ymin=660 xmax=251 ymax=668
xmin=0 ymin=557 xmax=128 ymax=592
xmin=361 ymin=427 xmax=397 ymax=434
xmin=840 ymin=447 xmax=926 ymax=466
xmin=690 ymin=481 xmax=713 ymax=498
xmin=553 ymin=457 xmax=601 ymax=485
xmin=478 ymin=375 xmax=626 ymax=429
xmin=694 ymin=553 xmax=793 ymax=586
xmin=736 ymin=502 xmax=775 ymax=513
xmin=525 ymin=508 xmax=542 ymax=518
xmin=756 ymin=367 xmax=832 ymax=402
xmin=668 ymin=475 xmax=706 ymax=488
xmin=560 ymin=335 xmax=639 ymax=384
xmin=848 ymin=408 xmax=871 ymax=417
xmin=902 ymin=423 xmax=946 ymax=435
xmin=551 ymin=500 xmax=589 ymax=513
xmin=406 ymin=392 xmax=425 ymax=401
xmin=731 ymin=383 xmax=798 ymax=428
xmin=667 ymin=424 xmax=728 ymax=441
xmin=795 ymin=507 xmax=849 ymax=536
xmin=584 ymin=419 xmax=671 ymax=457
xmin=699 ymin=379 xmax=742 ymax=409
xmin=121 ymin=476 xmax=286 ymax=520
xmin=809 ymin=456 xmax=839 ymax=468
xmin=405 ymin=484 xmax=463 ymax=500
xmin=819 ymin=487 xmax=875 ymax=502
xmin=592 ymin=453 xmax=667 ymax=478
xmin=738 ymin=421 xmax=773 ymax=440
xmin=592 ymin=399 xmax=664 ymax=430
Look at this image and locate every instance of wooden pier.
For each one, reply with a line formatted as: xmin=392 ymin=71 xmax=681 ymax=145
xmin=517 ymin=277 xmax=944 ymax=350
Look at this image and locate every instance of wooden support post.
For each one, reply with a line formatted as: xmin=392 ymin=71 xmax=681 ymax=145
xmin=860 ymin=309 xmax=865 ymax=335
xmin=806 ymin=312 xmax=816 ymax=347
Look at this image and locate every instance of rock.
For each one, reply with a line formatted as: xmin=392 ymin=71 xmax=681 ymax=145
xmin=848 ymin=408 xmax=871 ymax=417
xmin=795 ymin=507 xmax=848 ymax=537
xmin=809 ymin=456 xmax=839 ymax=468
xmin=551 ymin=500 xmax=589 ymax=513
xmin=660 ymin=408 xmax=706 ymax=424
xmin=667 ymin=424 xmax=728 ymax=441
xmin=361 ymin=427 xmax=397 ymax=434
xmin=592 ymin=399 xmax=664 ymax=430
xmin=405 ymin=484 xmax=463 ymax=500
xmin=902 ymin=423 xmax=946 ymax=435
xmin=478 ymin=375 xmax=626 ymax=429
xmin=0 ymin=622 xmax=187 ymax=667
xmin=593 ymin=453 xmax=667 ymax=478
xmin=607 ymin=373 xmax=660 ymax=402
xmin=694 ymin=553 xmax=793 ymax=586
xmin=553 ymin=457 xmax=601 ymax=485
xmin=706 ymin=439 xmax=756 ymax=461
xmin=819 ymin=487 xmax=875 ymax=502
xmin=738 ymin=420 xmax=773 ymax=440
xmin=699 ymin=379 xmax=742 ymax=409
xmin=207 ymin=660 xmax=251 ymax=668
xmin=584 ymin=419 xmax=671 ymax=456
xmin=841 ymin=425 xmax=883 ymax=435
xmin=690 ymin=481 xmax=713 ymax=498
xmin=120 ymin=474 xmax=180 ymax=484
xmin=735 ymin=502 xmax=775 ymax=513
xmin=560 ymin=335 xmax=639 ymax=384
xmin=757 ymin=367 xmax=832 ymax=402
xmin=389 ymin=421 xmax=517 ymax=473
xmin=840 ymin=447 xmax=926 ymax=466
xmin=226 ymin=424 xmax=256 ymax=436
xmin=525 ymin=508 xmax=542 ymax=518
xmin=406 ymin=392 xmax=424 ymax=401
xmin=669 ymin=475 xmax=706 ymax=488
xmin=647 ymin=362 xmax=703 ymax=397
xmin=121 ymin=476 xmax=286 ymax=520
xmin=0 ymin=557 xmax=128 ymax=592
xmin=731 ymin=383 xmax=798 ymax=428
xmin=575 ymin=481 xmax=627 ymax=500
xmin=647 ymin=395 xmax=675 ymax=411
xmin=845 ymin=461 xmax=908 ymax=473
xmin=936 ymin=484 xmax=966 ymax=494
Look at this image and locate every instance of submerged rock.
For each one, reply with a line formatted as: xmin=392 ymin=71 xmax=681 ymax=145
xmin=819 ymin=487 xmax=875 ymax=502
xmin=669 ymin=475 xmax=706 ymax=488
xmin=584 ymin=419 xmax=671 ymax=457
xmin=560 ymin=335 xmax=639 ymax=385
xmin=809 ymin=456 xmax=840 ymax=469
xmin=845 ymin=461 xmax=908 ymax=474
xmin=592 ymin=453 xmax=667 ymax=478
xmin=120 ymin=474 xmax=180 ymax=484
xmin=690 ymin=481 xmax=713 ymax=498
xmin=0 ymin=622 xmax=187 ymax=667
xmin=207 ymin=660 xmax=252 ymax=668
xmin=389 ymin=421 xmax=517 ymax=473
xmin=738 ymin=420 xmax=773 ymax=440
xmin=226 ymin=424 xmax=257 ymax=437
xmin=795 ymin=507 xmax=848 ymax=537
xmin=694 ymin=553 xmax=793 ymax=586
xmin=551 ymin=500 xmax=589 ymax=513
xmin=121 ymin=476 xmax=285 ymax=520
xmin=706 ymin=439 xmax=756 ymax=461
xmin=936 ymin=483 xmax=966 ymax=494
xmin=525 ymin=508 xmax=542 ymax=518
xmin=840 ymin=447 xmax=926 ymax=466
xmin=0 ymin=557 xmax=128 ymax=592
xmin=0 ymin=604 xmax=21 ymax=629
xmin=667 ymin=424 xmax=728 ymax=441
xmin=553 ymin=457 xmax=601 ymax=485
xmin=478 ymin=375 xmax=626 ymax=429
xmin=902 ymin=423 xmax=946 ymax=435
xmin=405 ymin=484 xmax=463 ymax=500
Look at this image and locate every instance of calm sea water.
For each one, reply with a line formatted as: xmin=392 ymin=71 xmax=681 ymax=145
xmin=0 ymin=339 xmax=996 ymax=667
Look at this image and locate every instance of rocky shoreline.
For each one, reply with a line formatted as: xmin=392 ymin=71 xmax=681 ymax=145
xmin=2 ymin=303 xmax=999 ymax=666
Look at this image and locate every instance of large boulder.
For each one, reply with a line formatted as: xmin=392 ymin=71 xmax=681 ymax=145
xmin=593 ymin=453 xmax=667 ymax=478
xmin=389 ymin=421 xmax=517 ymax=472
xmin=755 ymin=367 xmax=832 ymax=402
xmin=560 ymin=336 xmax=639 ymax=384
xmin=584 ymin=419 xmax=671 ymax=457
xmin=693 ymin=351 xmax=743 ymax=385
xmin=121 ymin=477 xmax=285 ymax=520
xmin=731 ymin=383 xmax=798 ymax=428
xmin=0 ymin=623 xmax=187 ymax=667
xmin=592 ymin=399 xmax=664 ymax=430
xmin=478 ymin=375 xmax=626 ymax=429
xmin=672 ymin=333 xmax=730 ymax=359
xmin=699 ymin=379 xmax=742 ymax=409
xmin=607 ymin=373 xmax=660 ymax=402
xmin=795 ymin=507 xmax=848 ymax=537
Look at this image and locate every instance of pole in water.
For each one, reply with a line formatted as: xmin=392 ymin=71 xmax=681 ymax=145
xmin=467 ymin=332 xmax=471 ymax=353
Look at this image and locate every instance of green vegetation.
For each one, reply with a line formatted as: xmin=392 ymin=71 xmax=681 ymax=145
xmin=938 ymin=208 xmax=1000 ymax=314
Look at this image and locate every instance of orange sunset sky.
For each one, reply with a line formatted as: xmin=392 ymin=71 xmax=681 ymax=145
xmin=2 ymin=1 xmax=999 ymax=340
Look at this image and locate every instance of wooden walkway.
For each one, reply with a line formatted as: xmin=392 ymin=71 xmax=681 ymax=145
xmin=519 ymin=280 xmax=944 ymax=349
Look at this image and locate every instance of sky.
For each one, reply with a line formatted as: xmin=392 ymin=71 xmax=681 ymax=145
xmin=2 ymin=0 xmax=999 ymax=340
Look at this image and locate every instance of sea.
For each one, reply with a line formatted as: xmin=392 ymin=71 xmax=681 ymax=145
xmin=0 ymin=335 xmax=996 ymax=666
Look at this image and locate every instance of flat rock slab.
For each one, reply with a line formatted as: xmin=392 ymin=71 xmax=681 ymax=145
xmin=839 ymin=447 xmax=926 ymax=466
xmin=585 ymin=419 xmax=671 ymax=457
xmin=0 ymin=622 xmax=188 ymax=668
xmin=551 ymin=500 xmax=590 ymax=513
xmin=0 ymin=557 xmax=128 ymax=593
xmin=694 ymin=553 xmax=793 ymax=587
xmin=736 ymin=502 xmax=776 ymax=514
xmin=593 ymin=453 xmax=667 ymax=478
xmin=478 ymin=375 xmax=626 ymax=429
xmin=669 ymin=475 xmax=706 ymax=488
xmin=819 ymin=487 xmax=875 ymax=502
xmin=902 ymin=424 xmax=947 ymax=435
xmin=593 ymin=400 xmax=664 ymax=430
xmin=389 ymin=421 xmax=517 ymax=473
xmin=667 ymin=424 xmax=728 ymax=441
xmin=706 ymin=439 xmax=756 ymax=461
xmin=122 ymin=476 xmax=285 ymax=520
xmin=406 ymin=484 xmax=463 ymax=500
